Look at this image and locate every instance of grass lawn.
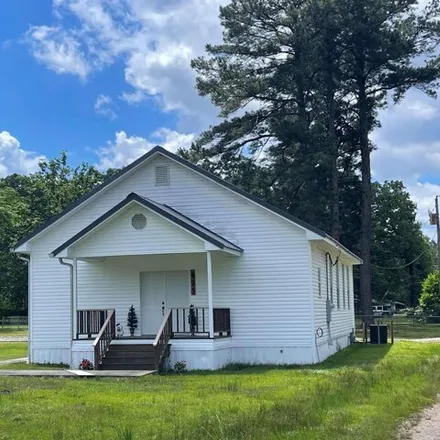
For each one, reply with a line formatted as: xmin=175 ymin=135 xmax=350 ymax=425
xmin=0 ymin=342 xmax=27 ymax=361
xmin=355 ymin=316 xmax=440 ymax=340
xmin=1 ymin=342 xmax=440 ymax=439
xmin=0 ymin=325 xmax=28 ymax=337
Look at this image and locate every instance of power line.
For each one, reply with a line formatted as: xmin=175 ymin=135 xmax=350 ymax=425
xmin=372 ymin=233 xmax=436 ymax=271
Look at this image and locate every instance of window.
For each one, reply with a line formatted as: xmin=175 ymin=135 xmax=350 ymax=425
xmin=318 ymin=267 xmax=322 ymax=297
xmin=190 ymin=270 xmax=196 ymax=296
xmin=155 ymin=165 xmax=170 ymax=186
xmin=342 ymin=264 xmax=346 ymax=308
xmin=336 ymin=262 xmax=340 ymax=309
xmin=347 ymin=266 xmax=350 ymax=309
xmin=131 ymin=213 xmax=147 ymax=230
xmin=326 ymin=254 xmax=333 ymax=303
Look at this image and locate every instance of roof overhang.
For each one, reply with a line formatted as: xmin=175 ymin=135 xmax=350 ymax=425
xmin=12 ymin=145 xmax=359 ymax=262
xmin=308 ymin=234 xmax=362 ymax=265
xmin=49 ymin=193 xmax=243 ymax=259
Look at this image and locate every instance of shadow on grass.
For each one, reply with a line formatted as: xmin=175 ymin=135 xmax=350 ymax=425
xmin=172 ymin=343 xmax=392 ymax=377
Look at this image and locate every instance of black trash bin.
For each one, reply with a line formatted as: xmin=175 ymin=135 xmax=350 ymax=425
xmin=370 ymin=324 xmax=388 ymax=344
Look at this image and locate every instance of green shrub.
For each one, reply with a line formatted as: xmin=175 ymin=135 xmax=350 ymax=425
xmin=419 ymin=272 xmax=440 ymax=316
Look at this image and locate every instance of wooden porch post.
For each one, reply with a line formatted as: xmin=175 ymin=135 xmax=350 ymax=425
xmin=207 ymin=251 xmax=214 ymax=338
xmin=72 ymin=258 xmax=78 ymax=340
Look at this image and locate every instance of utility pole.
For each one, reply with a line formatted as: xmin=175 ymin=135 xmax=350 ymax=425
xmin=436 ymin=196 xmax=440 ymax=293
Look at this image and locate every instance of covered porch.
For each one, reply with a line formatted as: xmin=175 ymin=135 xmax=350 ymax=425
xmin=50 ymin=193 xmax=242 ymax=369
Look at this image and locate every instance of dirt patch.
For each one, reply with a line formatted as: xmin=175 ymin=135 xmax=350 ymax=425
xmin=399 ymin=397 xmax=440 ymax=440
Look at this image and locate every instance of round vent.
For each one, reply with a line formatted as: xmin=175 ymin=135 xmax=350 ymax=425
xmin=132 ymin=214 xmax=147 ymax=230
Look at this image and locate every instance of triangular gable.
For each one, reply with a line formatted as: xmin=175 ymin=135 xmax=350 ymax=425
xmin=12 ymin=146 xmax=360 ymax=263
xmin=51 ymin=193 xmax=243 ymax=258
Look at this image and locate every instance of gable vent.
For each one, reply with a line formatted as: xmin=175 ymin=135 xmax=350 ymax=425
xmin=132 ymin=214 xmax=147 ymax=230
xmin=155 ymin=165 xmax=170 ymax=186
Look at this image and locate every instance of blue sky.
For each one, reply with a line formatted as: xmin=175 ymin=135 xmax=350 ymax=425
xmin=0 ymin=0 xmax=440 ymax=233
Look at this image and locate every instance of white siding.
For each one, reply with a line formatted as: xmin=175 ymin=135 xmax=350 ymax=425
xmin=77 ymin=254 xmax=208 ymax=337
xmin=28 ymin=154 xmax=316 ymax=364
xmin=71 ymin=204 xmax=206 ymax=258
xmin=311 ymin=243 xmax=355 ymax=361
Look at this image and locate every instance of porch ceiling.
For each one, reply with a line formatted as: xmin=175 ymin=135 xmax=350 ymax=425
xmin=50 ymin=193 xmax=243 ymax=259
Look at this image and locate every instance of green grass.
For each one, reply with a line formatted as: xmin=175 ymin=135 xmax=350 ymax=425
xmin=0 ymin=342 xmax=27 ymax=361
xmin=0 ymin=325 xmax=28 ymax=337
xmin=1 ymin=342 xmax=440 ymax=439
xmin=0 ymin=362 xmax=65 ymax=370
xmin=356 ymin=316 xmax=440 ymax=339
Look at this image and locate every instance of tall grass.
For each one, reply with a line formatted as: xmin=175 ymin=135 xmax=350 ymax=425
xmin=0 ymin=342 xmax=439 ymax=439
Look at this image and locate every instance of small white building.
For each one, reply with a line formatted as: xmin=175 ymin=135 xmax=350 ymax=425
xmin=12 ymin=147 xmax=362 ymax=370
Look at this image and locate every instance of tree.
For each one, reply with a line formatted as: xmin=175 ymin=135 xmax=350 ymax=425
xmin=0 ymin=153 xmax=110 ymax=316
xmin=191 ymin=0 xmax=348 ymax=238
xmin=372 ymin=181 xmax=435 ymax=305
xmin=419 ymin=272 xmax=440 ymax=315
xmin=336 ymin=0 xmax=440 ymax=316
xmin=191 ymin=0 xmax=440 ymax=317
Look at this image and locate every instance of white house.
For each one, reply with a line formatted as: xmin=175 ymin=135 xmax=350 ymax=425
xmin=12 ymin=146 xmax=362 ymax=371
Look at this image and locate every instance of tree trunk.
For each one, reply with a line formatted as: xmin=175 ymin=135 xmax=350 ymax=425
xmin=328 ymin=100 xmax=341 ymax=241
xmin=325 ymin=53 xmax=341 ymax=241
xmin=358 ymin=83 xmax=372 ymax=317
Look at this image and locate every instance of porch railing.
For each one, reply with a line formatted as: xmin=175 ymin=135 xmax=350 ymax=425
xmin=93 ymin=309 xmax=116 ymax=369
xmin=77 ymin=309 xmax=110 ymax=339
xmin=171 ymin=307 xmax=231 ymax=337
xmin=213 ymin=308 xmax=231 ymax=336
xmin=153 ymin=309 xmax=173 ymax=370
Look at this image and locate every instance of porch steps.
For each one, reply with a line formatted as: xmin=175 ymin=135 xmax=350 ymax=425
xmin=100 ymin=344 xmax=157 ymax=370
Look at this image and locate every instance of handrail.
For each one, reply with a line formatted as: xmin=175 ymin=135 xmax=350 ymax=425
xmin=153 ymin=310 xmax=172 ymax=370
xmin=153 ymin=309 xmax=172 ymax=347
xmin=93 ymin=309 xmax=115 ymax=369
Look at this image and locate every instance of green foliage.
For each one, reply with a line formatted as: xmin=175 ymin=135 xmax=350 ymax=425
xmin=173 ymin=361 xmax=188 ymax=375
xmin=0 ymin=153 xmax=111 ymax=317
xmin=419 ymin=272 xmax=440 ymax=315
xmin=372 ymin=181 xmax=435 ymax=305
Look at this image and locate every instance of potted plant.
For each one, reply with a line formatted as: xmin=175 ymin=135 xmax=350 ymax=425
xmin=127 ymin=305 xmax=138 ymax=337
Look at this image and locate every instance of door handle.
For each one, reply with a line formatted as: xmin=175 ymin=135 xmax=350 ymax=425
xmin=162 ymin=302 xmax=165 ymax=316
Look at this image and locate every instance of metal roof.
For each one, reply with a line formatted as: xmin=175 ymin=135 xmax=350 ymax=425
xmin=50 ymin=193 xmax=243 ymax=257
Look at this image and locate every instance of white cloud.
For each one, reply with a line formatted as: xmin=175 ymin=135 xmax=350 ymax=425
xmin=0 ymin=131 xmax=45 ymax=177
xmin=119 ymin=90 xmax=145 ymax=105
xmin=96 ymin=129 xmax=195 ymax=170
xmin=405 ymin=181 xmax=440 ymax=236
xmin=24 ymin=0 xmax=226 ymax=130
xmin=25 ymin=26 xmax=90 ymax=79
xmin=372 ymin=91 xmax=440 ymax=236
xmin=94 ymin=94 xmax=117 ymax=120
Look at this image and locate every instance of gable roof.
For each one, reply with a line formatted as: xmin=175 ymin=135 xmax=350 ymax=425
xmin=50 ymin=193 xmax=243 ymax=258
xmin=12 ymin=146 xmax=361 ymax=262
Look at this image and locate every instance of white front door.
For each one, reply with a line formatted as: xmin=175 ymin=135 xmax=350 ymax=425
xmin=140 ymin=271 xmax=189 ymax=335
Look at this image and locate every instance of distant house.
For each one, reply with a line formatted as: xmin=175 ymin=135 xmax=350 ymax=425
xmin=12 ymin=147 xmax=362 ymax=370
